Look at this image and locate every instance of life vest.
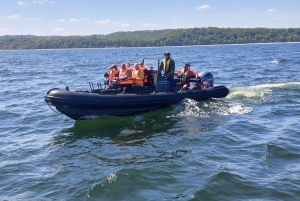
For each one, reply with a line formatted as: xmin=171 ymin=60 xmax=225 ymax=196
xmin=162 ymin=59 xmax=171 ymax=72
xmin=143 ymin=71 xmax=148 ymax=84
xmin=181 ymin=69 xmax=189 ymax=83
xmin=119 ymin=69 xmax=133 ymax=85
xmin=109 ymin=69 xmax=119 ymax=85
xmin=132 ymin=69 xmax=144 ymax=86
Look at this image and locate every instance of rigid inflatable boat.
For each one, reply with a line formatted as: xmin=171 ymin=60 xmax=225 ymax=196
xmin=44 ymin=58 xmax=229 ymax=120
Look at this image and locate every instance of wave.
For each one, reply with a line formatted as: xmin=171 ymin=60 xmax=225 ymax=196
xmin=271 ymin=60 xmax=279 ymax=64
xmin=170 ymin=98 xmax=253 ymax=118
xmin=227 ymin=82 xmax=300 ymax=99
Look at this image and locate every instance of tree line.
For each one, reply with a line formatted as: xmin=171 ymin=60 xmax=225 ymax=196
xmin=0 ymin=27 xmax=299 ymax=50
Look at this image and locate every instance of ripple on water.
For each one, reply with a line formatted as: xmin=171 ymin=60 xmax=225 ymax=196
xmin=1 ymin=44 xmax=300 ymax=200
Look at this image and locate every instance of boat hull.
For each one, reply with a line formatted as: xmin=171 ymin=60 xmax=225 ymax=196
xmin=44 ymin=86 xmax=229 ymax=120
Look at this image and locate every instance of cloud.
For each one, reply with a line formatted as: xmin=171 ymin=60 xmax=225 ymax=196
xmin=197 ymin=5 xmax=211 ymax=10
xmin=58 ymin=19 xmax=65 ymax=22
xmin=144 ymin=23 xmax=158 ymax=27
xmin=53 ymin=28 xmax=64 ymax=32
xmin=69 ymin=18 xmax=80 ymax=22
xmin=69 ymin=17 xmax=88 ymax=22
xmin=8 ymin=15 xmax=20 ymax=20
xmin=17 ymin=1 xmax=25 ymax=5
xmin=268 ymin=8 xmax=274 ymax=12
xmin=32 ymin=0 xmax=47 ymax=4
xmin=121 ymin=23 xmax=130 ymax=27
xmin=95 ymin=19 xmax=112 ymax=24
xmin=50 ymin=1 xmax=55 ymax=3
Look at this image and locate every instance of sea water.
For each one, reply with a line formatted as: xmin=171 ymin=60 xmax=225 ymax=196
xmin=0 ymin=43 xmax=300 ymax=200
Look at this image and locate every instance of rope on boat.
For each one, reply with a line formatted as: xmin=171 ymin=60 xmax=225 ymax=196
xmin=46 ymin=102 xmax=60 ymax=114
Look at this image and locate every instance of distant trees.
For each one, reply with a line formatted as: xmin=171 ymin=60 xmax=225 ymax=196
xmin=0 ymin=27 xmax=299 ymax=50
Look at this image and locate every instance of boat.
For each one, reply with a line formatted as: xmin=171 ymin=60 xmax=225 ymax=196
xmin=44 ymin=58 xmax=229 ymax=120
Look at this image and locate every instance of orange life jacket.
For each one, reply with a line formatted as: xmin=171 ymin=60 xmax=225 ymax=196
xmin=119 ymin=68 xmax=133 ymax=85
xmin=132 ymin=69 xmax=144 ymax=86
xmin=109 ymin=69 xmax=119 ymax=85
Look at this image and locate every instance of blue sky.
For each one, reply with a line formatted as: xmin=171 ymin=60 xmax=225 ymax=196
xmin=1 ymin=0 xmax=300 ymax=36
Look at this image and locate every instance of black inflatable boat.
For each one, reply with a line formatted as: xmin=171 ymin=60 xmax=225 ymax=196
xmin=44 ymin=58 xmax=229 ymax=120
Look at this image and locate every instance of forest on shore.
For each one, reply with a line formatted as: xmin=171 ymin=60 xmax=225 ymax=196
xmin=0 ymin=27 xmax=300 ymax=50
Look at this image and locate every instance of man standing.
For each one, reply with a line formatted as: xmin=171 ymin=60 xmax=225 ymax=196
xmin=159 ymin=52 xmax=175 ymax=92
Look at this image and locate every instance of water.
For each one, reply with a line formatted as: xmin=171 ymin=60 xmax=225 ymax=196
xmin=0 ymin=43 xmax=300 ymax=200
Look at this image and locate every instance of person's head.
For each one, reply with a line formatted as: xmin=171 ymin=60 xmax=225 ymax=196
xmin=110 ymin=64 xmax=117 ymax=70
xmin=164 ymin=52 xmax=171 ymax=59
xmin=138 ymin=61 xmax=144 ymax=67
xmin=134 ymin=63 xmax=139 ymax=70
xmin=183 ymin=63 xmax=189 ymax=71
xmin=121 ymin=63 xmax=126 ymax=70
xmin=126 ymin=63 xmax=131 ymax=68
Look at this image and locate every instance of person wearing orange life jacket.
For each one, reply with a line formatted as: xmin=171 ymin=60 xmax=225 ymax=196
xmin=175 ymin=63 xmax=199 ymax=90
xmin=104 ymin=64 xmax=119 ymax=87
xmin=138 ymin=61 xmax=148 ymax=71
xmin=138 ymin=61 xmax=151 ymax=85
xmin=131 ymin=63 xmax=145 ymax=93
xmin=126 ymin=63 xmax=133 ymax=72
xmin=118 ymin=63 xmax=133 ymax=94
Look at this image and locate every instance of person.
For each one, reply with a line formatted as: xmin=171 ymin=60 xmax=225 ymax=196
xmin=118 ymin=63 xmax=133 ymax=94
xmin=175 ymin=63 xmax=199 ymax=90
xmin=138 ymin=61 xmax=147 ymax=70
xmin=131 ymin=63 xmax=144 ymax=93
xmin=159 ymin=52 xmax=175 ymax=92
xmin=104 ymin=64 xmax=119 ymax=86
xmin=126 ymin=63 xmax=133 ymax=71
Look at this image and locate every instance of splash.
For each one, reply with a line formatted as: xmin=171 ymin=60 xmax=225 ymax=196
xmin=170 ymin=98 xmax=253 ymax=118
xmin=173 ymin=99 xmax=210 ymax=118
xmin=106 ymin=172 xmax=117 ymax=183
xmin=271 ymin=60 xmax=279 ymax=64
xmin=203 ymin=101 xmax=253 ymax=116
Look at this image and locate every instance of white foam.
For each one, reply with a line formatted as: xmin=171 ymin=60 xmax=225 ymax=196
xmin=271 ymin=60 xmax=279 ymax=64
xmin=171 ymin=99 xmax=253 ymax=118
xmin=248 ymin=82 xmax=300 ymax=89
xmin=176 ymin=99 xmax=210 ymax=118
xmin=227 ymin=82 xmax=300 ymax=100
xmin=107 ymin=172 xmax=117 ymax=183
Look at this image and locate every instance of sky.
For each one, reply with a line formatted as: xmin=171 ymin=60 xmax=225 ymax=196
xmin=1 ymin=0 xmax=300 ymax=36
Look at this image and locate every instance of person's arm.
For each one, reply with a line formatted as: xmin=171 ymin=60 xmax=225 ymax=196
xmin=104 ymin=67 xmax=111 ymax=77
xmin=190 ymin=71 xmax=199 ymax=80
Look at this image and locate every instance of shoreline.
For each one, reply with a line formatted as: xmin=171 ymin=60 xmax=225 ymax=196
xmin=0 ymin=42 xmax=299 ymax=51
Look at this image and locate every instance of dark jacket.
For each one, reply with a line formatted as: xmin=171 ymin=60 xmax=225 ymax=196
xmin=159 ymin=58 xmax=175 ymax=79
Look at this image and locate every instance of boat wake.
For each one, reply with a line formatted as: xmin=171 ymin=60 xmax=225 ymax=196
xmin=170 ymin=98 xmax=253 ymax=118
xmin=227 ymin=82 xmax=300 ymax=100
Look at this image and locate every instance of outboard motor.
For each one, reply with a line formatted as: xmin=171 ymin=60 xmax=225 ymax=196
xmin=196 ymin=72 xmax=214 ymax=87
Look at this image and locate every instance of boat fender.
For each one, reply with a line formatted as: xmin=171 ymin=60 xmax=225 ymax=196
xmin=46 ymin=88 xmax=60 ymax=95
